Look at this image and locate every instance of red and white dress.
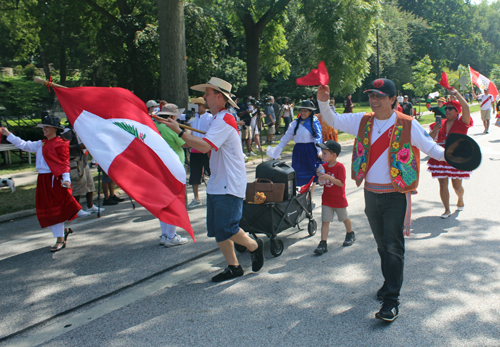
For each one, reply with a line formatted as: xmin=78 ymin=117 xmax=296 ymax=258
xmin=427 ymin=115 xmax=473 ymax=179
xmin=7 ymin=134 xmax=81 ymax=231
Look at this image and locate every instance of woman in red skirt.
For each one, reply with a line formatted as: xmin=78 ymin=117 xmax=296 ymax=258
xmin=427 ymin=88 xmax=472 ymax=218
xmin=1 ymin=116 xmax=89 ymax=252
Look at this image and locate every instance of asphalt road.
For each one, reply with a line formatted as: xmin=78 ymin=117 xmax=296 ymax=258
xmin=1 ymin=113 xmax=500 ymax=347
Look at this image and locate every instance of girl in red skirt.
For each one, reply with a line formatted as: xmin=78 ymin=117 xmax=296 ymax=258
xmin=427 ymin=88 xmax=473 ymax=219
xmin=1 ymin=116 xmax=89 ymax=252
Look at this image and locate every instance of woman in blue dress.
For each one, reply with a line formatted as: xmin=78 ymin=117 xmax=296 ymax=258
xmin=267 ymin=100 xmax=323 ymax=194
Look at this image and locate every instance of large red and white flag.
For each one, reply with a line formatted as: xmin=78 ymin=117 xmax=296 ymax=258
xmin=54 ymin=86 xmax=194 ymax=241
xmin=469 ymin=65 xmax=498 ymax=100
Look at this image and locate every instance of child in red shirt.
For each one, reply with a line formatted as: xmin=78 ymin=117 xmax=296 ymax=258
xmin=314 ymin=140 xmax=354 ymax=255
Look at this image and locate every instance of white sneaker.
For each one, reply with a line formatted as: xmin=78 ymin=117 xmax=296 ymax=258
xmin=77 ymin=209 xmax=91 ymax=218
xmin=86 ymin=205 xmax=105 ymax=213
xmin=187 ymin=199 xmax=202 ymax=209
xmin=159 ymin=235 xmax=167 ymax=245
xmin=165 ymin=233 xmax=188 ymax=247
xmin=249 ymin=151 xmax=257 ymax=156
xmin=243 ymin=154 xmax=248 ymax=159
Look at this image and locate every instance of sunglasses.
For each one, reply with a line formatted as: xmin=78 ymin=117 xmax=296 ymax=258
xmin=444 ymin=106 xmax=457 ymax=111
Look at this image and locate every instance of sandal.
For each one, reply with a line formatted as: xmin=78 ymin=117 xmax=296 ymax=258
xmin=50 ymin=241 xmax=66 ymax=252
xmin=64 ymin=228 xmax=73 ymax=242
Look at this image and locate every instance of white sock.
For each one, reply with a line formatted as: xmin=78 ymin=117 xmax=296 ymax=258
xmin=49 ymin=223 xmax=64 ymax=238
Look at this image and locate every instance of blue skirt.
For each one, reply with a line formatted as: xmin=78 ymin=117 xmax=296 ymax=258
xmin=292 ymin=142 xmax=319 ymax=186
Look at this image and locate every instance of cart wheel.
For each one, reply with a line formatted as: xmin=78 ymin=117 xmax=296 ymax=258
xmin=270 ymin=238 xmax=284 ymax=257
xmin=308 ymin=219 xmax=317 ymax=236
xmin=234 ymin=243 xmax=247 ymax=253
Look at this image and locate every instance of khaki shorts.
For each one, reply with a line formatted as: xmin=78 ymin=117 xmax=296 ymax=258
xmin=267 ymin=124 xmax=275 ymax=135
xmin=322 ymin=205 xmax=348 ymax=223
xmin=241 ymin=125 xmax=252 ymax=140
xmin=481 ymin=109 xmax=492 ymax=121
xmin=72 ymin=166 xmax=95 ymax=196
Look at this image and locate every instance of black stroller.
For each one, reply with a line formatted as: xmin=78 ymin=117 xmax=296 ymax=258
xmin=238 ymin=161 xmax=316 ymax=257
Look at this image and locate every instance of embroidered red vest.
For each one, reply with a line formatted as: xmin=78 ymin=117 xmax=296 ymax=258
xmin=351 ymin=111 xmax=420 ymax=193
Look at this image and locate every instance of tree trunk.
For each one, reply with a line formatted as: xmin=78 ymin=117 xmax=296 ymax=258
xmin=39 ymin=45 xmax=51 ymax=80
xmin=246 ymin=30 xmax=261 ymax=98
xmin=158 ymin=0 xmax=188 ymax=108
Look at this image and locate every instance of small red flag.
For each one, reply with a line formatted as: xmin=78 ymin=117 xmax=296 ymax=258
xmin=298 ymin=176 xmax=315 ymax=195
xmin=439 ymin=71 xmax=451 ymax=90
xmin=296 ymin=61 xmax=330 ymax=86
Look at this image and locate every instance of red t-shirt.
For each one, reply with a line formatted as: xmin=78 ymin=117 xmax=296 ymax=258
xmin=321 ymin=162 xmax=348 ymax=208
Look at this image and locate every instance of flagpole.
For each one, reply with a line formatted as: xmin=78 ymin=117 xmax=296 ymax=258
xmin=155 ymin=115 xmax=207 ymax=134
xmin=33 ymin=76 xmax=67 ymax=89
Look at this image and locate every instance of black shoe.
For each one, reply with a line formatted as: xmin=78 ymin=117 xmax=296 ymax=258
xmin=212 ymin=265 xmax=244 ymax=282
xmin=251 ymin=238 xmax=265 ymax=272
xmin=111 ymin=194 xmax=125 ymax=202
xmin=314 ymin=241 xmax=328 ymax=255
xmin=375 ymin=301 xmax=399 ymax=322
xmin=343 ymin=231 xmax=356 ymax=246
xmin=103 ymin=198 xmax=118 ymax=206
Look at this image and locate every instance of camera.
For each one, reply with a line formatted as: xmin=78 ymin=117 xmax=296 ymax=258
xmin=181 ymin=103 xmax=199 ymax=124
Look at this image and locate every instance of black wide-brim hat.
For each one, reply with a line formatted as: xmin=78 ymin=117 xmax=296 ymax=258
xmin=296 ymin=100 xmax=317 ymax=111
xmin=445 ymin=133 xmax=481 ymax=171
xmin=36 ymin=115 xmax=63 ymax=130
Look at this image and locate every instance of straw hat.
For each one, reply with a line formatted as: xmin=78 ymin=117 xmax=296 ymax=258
xmin=157 ymin=104 xmax=185 ymax=117
xmin=190 ymin=77 xmax=237 ymax=108
xmin=191 ymin=97 xmax=206 ymax=105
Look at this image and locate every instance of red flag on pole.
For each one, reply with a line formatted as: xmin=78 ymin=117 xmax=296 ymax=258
xmin=439 ymin=71 xmax=451 ymax=90
xmin=469 ymin=65 xmax=498 ymax=101
xmin=54 ymin=86 xmax=195 ymax=241
xmin=296 ymin=61 xmax=330 ymax=86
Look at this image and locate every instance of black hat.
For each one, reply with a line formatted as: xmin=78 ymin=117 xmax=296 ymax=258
xmin=316 ymin=140 xmax=341 ymax=155
xmin=296 ymin=100 xmax=316 ymax=111
xmin=36 ymin=114 xmax=63 ymax=129
xmin=444 ymin=133 xmax=481 ymax=171
xmin=364 ymin=78 xmax=397 ymax=97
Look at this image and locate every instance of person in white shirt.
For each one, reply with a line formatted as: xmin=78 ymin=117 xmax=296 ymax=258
xmin=156 ymin=77 xmax=264 ymax=283
xmin=187 ymin=97 xmax=213 ymax=209
xmin=471 ymin=88 xmax=495 ymax=133
xmin=317 ymin=78 xmax=445 ymax=322
xmin=267 ymin=100 xmax=323 ymax=197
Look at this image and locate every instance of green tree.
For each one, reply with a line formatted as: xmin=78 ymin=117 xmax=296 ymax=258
xmin=303 ymin=0 xmax=381 ymax=96
xmin=403 ymin=55 xmax=437 ymax=111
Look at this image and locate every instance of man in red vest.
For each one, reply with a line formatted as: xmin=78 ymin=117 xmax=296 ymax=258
xmin=317 ymin=79 xmax=446 ymax=322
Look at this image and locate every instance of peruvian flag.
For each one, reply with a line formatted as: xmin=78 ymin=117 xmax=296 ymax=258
xmin=54 ymin=86 xmax=194 ymax=241
xmin=469 ymin=65 xmax=498 ymax=101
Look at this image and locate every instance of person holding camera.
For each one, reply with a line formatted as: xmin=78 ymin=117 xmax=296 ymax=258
xmin=238 ymin=96 xmax=257 ymax=156
xmin=187 ymin=97 xmax=214 ymax=209
xmin=281 ymin=98 xmax=294 ymax=133
xmin=264 ymin=97 xmax=276 ymax=144
xmin=427 ymin=88 xmax=472 ymax=219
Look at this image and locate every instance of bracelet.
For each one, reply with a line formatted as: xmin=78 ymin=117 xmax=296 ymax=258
xmin=178 ymin=129 xmax=185 ymax=138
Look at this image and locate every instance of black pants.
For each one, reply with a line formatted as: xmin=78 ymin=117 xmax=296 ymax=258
xmin=189 ymin=152 xmax=210 ymax=185
xmin=364 ymin=189 xmax=406 ymax=305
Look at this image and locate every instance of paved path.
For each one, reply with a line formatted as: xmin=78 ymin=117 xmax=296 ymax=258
xmin=1 ymin=112 xmax=500 ymax=346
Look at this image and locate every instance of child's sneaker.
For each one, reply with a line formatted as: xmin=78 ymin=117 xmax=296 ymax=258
xmin=343 ymin=231 xmax=356 ymax=246
xmin=314 ymin=241 xmax=328 ymax=255
xmin=164 ymin=233 xmax=188 ymax=247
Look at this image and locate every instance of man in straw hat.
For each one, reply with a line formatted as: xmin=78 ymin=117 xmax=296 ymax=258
xmin=156 ymin=77 xmax=264 ymax=282
xmin=317 ymin=78 xmax=447 ymax=322
xmin=187 ymin=97 xmax=213 ymax=209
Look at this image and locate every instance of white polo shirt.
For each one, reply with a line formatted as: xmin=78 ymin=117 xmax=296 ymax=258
xmin=478 ymin=94 xmax=494 ymax=110
xmin=203 ymin=109 xmax=246 ymax=198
